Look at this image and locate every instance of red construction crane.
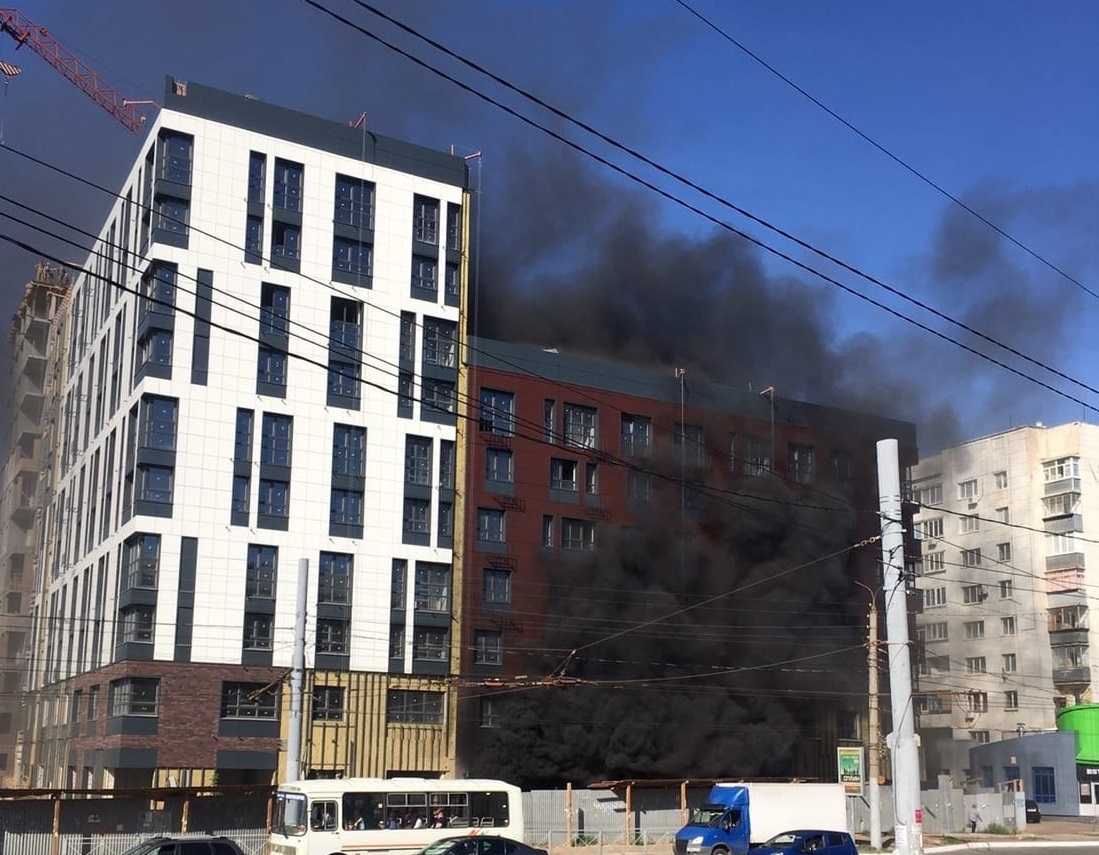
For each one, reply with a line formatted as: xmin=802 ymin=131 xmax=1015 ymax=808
xmin=0 ymin=7 xmax=145 ymax=133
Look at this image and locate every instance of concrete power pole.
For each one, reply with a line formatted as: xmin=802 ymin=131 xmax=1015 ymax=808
xmin=868 ymin=598 xmax=882 ymax=851
xmin=877 ymin=439 xmax=922 ymax=855
xmin=286 ymin=558 xmax=309 ymax=782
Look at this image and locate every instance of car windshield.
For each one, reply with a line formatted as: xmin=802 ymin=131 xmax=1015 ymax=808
xmin=762 ymin=833 xmax=801 ymax=847
xmin=688 ymin=806 xmax=726 ymax=827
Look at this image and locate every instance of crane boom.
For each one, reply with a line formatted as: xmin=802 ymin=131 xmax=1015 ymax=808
xmin=0 ymin=7 xmax=144 ymax=133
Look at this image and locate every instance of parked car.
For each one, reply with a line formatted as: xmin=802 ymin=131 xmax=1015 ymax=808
xmin=750 ymin=830 xmax=858 ymax=855
xmin=414 ymin=835 xmax=548 ymax=855
xmin=1025 ymin=799 xmax=1041 ymax=824
xmin=119 ymin=835 xmax=246 ymax=855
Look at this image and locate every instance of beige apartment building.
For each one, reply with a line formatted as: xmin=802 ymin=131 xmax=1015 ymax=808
xmin=911 ymin=421 xmax=1099 ymax=784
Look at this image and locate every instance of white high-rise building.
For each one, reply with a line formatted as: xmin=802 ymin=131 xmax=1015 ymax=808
xmin=22 ymin=77 xmax=470 ymax=788
xmin=910 ymin=421 xmax=1099 ymax=785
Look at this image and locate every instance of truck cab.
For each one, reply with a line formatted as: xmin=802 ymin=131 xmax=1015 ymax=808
xmin=674 ymin=786 xmax=751 ymax=855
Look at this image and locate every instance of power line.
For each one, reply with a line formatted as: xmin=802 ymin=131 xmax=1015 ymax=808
xmin=672 ymin=0 xmax=1099 ymax=303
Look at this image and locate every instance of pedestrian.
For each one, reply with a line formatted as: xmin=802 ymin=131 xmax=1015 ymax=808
xmin=966 ymin=803 xmax=981 ymax=833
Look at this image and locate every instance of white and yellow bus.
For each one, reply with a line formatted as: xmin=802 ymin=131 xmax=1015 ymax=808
xmin=269 ymin=777 xmax=524 ymax=855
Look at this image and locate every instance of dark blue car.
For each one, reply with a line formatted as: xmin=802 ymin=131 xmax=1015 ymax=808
xmin=750 ymin=830 xmax=857 ymax=855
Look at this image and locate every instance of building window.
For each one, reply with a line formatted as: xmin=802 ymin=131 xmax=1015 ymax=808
xmin=477 ymin=508 xmax=505 ymax=543
xmin=918 ymin=517 xmax=944 ymax=540
xmin=154 ymin=195 xmax=189 ymax=235
xmin=405 ymin=436 xmax=433 ymax=486
xmin=109 ymin=678 xmax=159 ymax=716
xmin=919 ymin=622 xmax=948 ymax=641
xmin=318 ymin=553 xmax=352 ymax=605
xmin=421 ymin=378 xmax=455 ymax=415
xmin=542 ymin=515 xmax=554 ymax=549
xmin=962 ymin=584 xmax=985 ymax=604
xmin=960 ymin=515 xmax=979 ymax=533
xmin=316 ymin=618 xmax=349 ymax=654
xmin=586 ymin=462 xmax=598 ymax=494
xmin=411 ymin=255 xmax=437 ymax=296
xmin=961 ymin=548 xmax=982 ymax=568
xmin=158 ymin=131 xmax=193 ymax=183
xmin=333 ymin=237 xmax=373 ymax=278
xmin=398 ymin=372 xmax=415 ymax=416
xmin=271 ymin=221 xmax=301 ymax=260
xmin=232 ymin=475 xmax=250 ymax=517
xmin=446 ymin=202 xmax=462 ymax=251
xmin=923 ymin=587 xmax=946 ymax=608
xmin=620 ymin=413 xmax=652 ymax=456
xmin=997 ymin=542 xmax=1012 ymax=562
xmin=480 ymin=697 xmax=499 ymax=728
xmin=256 ymin=345 xmax=288 ymax=388
xmin=332 ymin=424 xmax=366 ymax=477
xmin=627 ymin=470 xmax=652 ymax=503
xmin=967 ymin=692 xmax=988 ymax=713
xmin=260 ymin=283 xmax=290 ymax=336
xmin=483 ymin=569 xmax=512 ymax=605
xmin=479 ymin=388 xmax=515 ymax=436
xmin=399 ymin=312 xmax=416 ymax=363
xmin=485 ymin=449 xmax=514 ymax=484
xmin=1004 ymin=690 xmax=1019 ymax=710
xmin=438 ymin=501 xmax=453 ymax=540
xmin=327 ymin=360 xmax=361 ymax=403
xmin=964 ymin=621 xmax=985 ymax=640
xmin=1000 ymin=579 xmax=1014 ymax=599
xmin=245 ymin=215 xmax=263 ymax=261
xmin=439 ymin=440 xmax=455 ymax=489
xmin=403 ymin=498 xmax=431 ymax=535
xmin=273 ymin=158 xmax=303 ymax=212
xmin=969 ymin=730 xmax=990 ymax=744
xmin=1033 ymin=767 xmax=1056 ymax=804
xmin=389 ymin=625 xmax=405 ymax=659
xmin=474 ymin=630 xmax=502 ymax=665
xmin=413 ymin=196 xmax=439 ymax=244
xmin=675 ymin=423 xmax=705 ymax=467
xmin=260 ymin=414 xmax=293 ymax=466
xmin=243 ymin=613 xmax=273 ymax=650
xmin=312 ymin=686 xmax=345 ymax=721
xmin=923 ymin=552 xmax=945 ymax=574
xmin=413 ymin=627 xmax=449 ymax=662
xmin=391 ymin=559 xmax=407 ymax=610
xmin=422 ymin=317 xmax=457 ymax=368
xmin=964 ymin=656 xmax=986 ymax=673
xmin=221 ymin=682 xmax=277 ymax=719
xmin=246 ymin=545 xmax=277 ymax=598
xmin=329 ymin=296 xmax=361 ymax=349
xmin=414 ymin=562 xmax=450 ymax=612
xmin=1048 ymin=532 xmax=1079 ymax=556
xmin=247 ymin=151 xmax=266 ymax=203
xmin=1002 ymin=616 xmax=1016 ymax=635
xmin=1043 ymin=493 xmax=1080 ymax=517
xmin=138 ymin=464 xmax=173 ymax=505
xmin=258 ymin=478 xmax=290 ymax=518
xmin=331 ymin=488 xmax=363 ymax=529
xmin=743 ymin=435 xmax=771 ymax=475
xmin=916 ymin=483 xmax=944 ymax=506
xmin=1002 ymin=653 xmax=1017 ymax=673
xmin=958 ymin=478 xmax=979 ymax=500
xmin=141 ymin=395 xmax=178 ymax=450
xmin=550 ymin=458 xmax=578 ymax=491
xmin=136 ymin=329 xmax=172 ymax=370
xmin=1043 ymin=457 xmax=1079 ymax=482
xmin=829 ymin=450 xmax=853 ymax=482
xmin=562 ymin=518 xmax=595 ymax=551
xmin=787 ymin=443 xmax=814 ymax=484
xmin=118 ymin=605 xmax=154 ymax=644
xmin=234 ymin=409 xmax=254 ymax=461
xmin=386 ymin=690 xmax=444 ymax=724
xmin=1049 ymin=605 xmax=1086 ymax=631
xmin=563 ymin=404 xmax=597 ymax=449
xmin=334 ymin=174 xmax=374 ymax=228
xmin=444 ymin=261 xmax=460 ymax=303
xmin=122 ymin=533 xmax=159 ymax=589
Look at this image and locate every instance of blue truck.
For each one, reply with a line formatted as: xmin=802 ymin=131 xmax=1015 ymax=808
xmin=673 ymin=783 xmax=847 ymax=855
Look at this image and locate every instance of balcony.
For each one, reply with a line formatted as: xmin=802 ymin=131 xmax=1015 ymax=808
xmin=1053 ymin=667 xmax=1091 ymax=686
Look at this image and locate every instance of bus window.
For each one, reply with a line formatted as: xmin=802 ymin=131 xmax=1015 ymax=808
xmin=470 ymin=791 xmax=510 ymax=827
xmin=310 ymin=799 xmax=338 ymax=831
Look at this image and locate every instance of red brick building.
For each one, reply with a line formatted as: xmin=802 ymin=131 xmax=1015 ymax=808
xmin=455 ymin=338 xmax=918 ymax=783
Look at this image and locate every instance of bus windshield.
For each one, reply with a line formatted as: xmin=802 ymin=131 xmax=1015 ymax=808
xmin=274 ymin=791 xmax=308 ymax=836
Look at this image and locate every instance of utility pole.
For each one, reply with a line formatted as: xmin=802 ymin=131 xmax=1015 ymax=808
xmin=286 ymin=558 xmax=309 ymax=782
xmin=877 ymin=439 xmax=922 ymax=855
xmin=867 ymin=595 xmax=882 ymax=851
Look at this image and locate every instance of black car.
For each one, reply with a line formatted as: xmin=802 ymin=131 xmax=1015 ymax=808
xmin=750 ymin=830 xmax=859 ymax=855
xmin=415 ymin=834 xmax=548 ymax=855
xmin=1025 ymin=799 xmax=1041 ymax=824
xmin=119 ymin=835 xmax=246 ymax=855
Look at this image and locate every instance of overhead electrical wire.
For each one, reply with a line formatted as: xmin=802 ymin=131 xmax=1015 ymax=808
xmin=672 ymin=0 xmax=1099 ymax=303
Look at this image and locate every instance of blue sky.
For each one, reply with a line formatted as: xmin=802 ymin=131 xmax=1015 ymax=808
xmin=2 ymin=0 xmax=1097 ymax=453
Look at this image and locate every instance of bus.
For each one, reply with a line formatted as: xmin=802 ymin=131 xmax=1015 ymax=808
xmin=269 ymin=777 xmax=524 ymax=855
